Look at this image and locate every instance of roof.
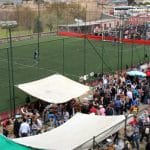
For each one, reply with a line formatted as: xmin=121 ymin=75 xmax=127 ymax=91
xmin=100 ymin=13 xmax=117 ymax=20
xmin=14 ymin=113 xmax=133 ymax=150
xmin=59 ymin=17 xmax=117 ymax=27
xmin=16 ymin=74 xmax=90 ymax=104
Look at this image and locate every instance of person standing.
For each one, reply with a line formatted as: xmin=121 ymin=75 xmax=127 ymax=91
xmin=105 ymin=104 xmax=114 ymax=116
xmin=132 ymin=124 xmax=140 ymax=150
xmin=19 ymin=118 xmax=30 ymax=137
xmin=98 ymin=105 xmax=106 ymax=116
xmin=114 ymin=95 xmax=122 ymax=115
xmin=13 ymin=117 xmax=21 ymax=138
xmin=145 ymin=141 xmax=150 ymax=150
xmin=33 ymin=49 xmax=39 ymax=64
xmin=2 ymin=120 xmax=9 ymax=137
xmin=34 ymin=49 xmax=38 ymax=59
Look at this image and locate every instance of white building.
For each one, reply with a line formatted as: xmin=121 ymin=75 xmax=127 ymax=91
xmin=58 ymin=14 xmax=121 ymax=34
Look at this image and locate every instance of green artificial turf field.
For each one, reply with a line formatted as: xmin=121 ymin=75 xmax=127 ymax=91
xmin=0 ymin=35 xmax=149 ymax=112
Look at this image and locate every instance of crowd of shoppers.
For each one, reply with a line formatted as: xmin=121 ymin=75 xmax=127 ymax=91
xmin=0 ymin=62 xmax=150 ymax=150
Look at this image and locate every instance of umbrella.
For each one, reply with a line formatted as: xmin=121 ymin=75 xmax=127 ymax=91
xmin=146 ymin=70 xmax=150 ymax=77
xmin=127 ymin=70 xmax=146 ymax=77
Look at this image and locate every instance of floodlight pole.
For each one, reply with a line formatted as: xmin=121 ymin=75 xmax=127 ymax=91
xmin=0 ymin=21 xmax=18 ymax=116
xmin=6 ymin=48 xmax=13 ymax=117
xmin=8 ymin=27 xmax=16 ymax=116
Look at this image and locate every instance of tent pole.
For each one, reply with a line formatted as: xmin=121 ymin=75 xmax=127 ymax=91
xmin=93 ymin=136 xmax=95 ymax=149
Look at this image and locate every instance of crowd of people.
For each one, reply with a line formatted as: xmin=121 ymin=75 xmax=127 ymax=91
xmin=93 ymin=23 xmax=150 ymax=40
xmin=0 ymin=62 xmax=150 ymax=150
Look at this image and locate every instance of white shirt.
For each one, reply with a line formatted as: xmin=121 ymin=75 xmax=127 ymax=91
xmin=63 ymin=111 xmax=70 ymax=122
xmin=127 ymin=90 xmax=133 ymax=99
xmin=37 ymin=119 xmax=43 ymax=129
xmin=19 ymin=122 xmax=30 ymax=135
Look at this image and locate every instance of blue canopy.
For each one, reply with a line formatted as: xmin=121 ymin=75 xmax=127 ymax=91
xmin=127 ymin=70 xmax=146 ymax=77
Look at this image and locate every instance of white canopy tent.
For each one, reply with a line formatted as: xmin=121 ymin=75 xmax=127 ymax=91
xmin=14 ymin=113 xmax=133 ymax=150
xmin=140 ymin=63 xmax=149 ymax=71
xmin=16 ymin=74 xmax=90 ymax=104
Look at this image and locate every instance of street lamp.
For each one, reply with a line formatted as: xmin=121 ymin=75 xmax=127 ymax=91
xmin=0 ymin=21 xmax=18 ymax=116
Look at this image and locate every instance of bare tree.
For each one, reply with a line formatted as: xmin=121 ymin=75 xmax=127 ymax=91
xmin=14 ymin=7 xmax=36 ymax=33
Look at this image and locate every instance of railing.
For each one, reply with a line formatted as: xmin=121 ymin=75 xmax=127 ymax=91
xmin=0 ymin=31 xmax=57 ymax=44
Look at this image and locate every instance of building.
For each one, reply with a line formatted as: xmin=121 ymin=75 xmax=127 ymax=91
xmin=58 ymin=14 xmax=121 ymax=34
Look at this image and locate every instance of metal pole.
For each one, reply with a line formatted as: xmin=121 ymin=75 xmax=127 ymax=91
xmin=9 ymin=28 xmax=16 ymax=116
xmin=62 ymin=38 xmax=65 ymax=75
xmin=131 ymin=39 xmax=134 ymax=67
xmin=119 ymin=28 xmax=122 ymax=43
xmin=83 ymin=2 xmax=87 ymax=76
xmin=56 ymin=0 xmax=59 ymax=34
xmin=144 ymin=45 xmax=146 ymax=61
xmin=120 ymin=21 xmax=123 ymax=72
xmin=87 ymin=38 xmax=113 ymax=72
xmin=37 ymin=0 xmax=40 ymax=61
xmin=124 ymin=114 xmax=127 ymax=143
xmin=102 ymin=44 xmax=104 ymax=74
xmin=83 ymin=35 xmax=86 ymax=76
xmin=93 ymin=136 xmax=95 ymax=150
xmin=119 ymin=15 xmax=122 ymax=43
xmin=6 ymin=48 xmax=13 ymax=117
xmin=121 ymin=43 xmax=123 ymax=72
xmin=117 ymin=42 xmax=120 ymax=71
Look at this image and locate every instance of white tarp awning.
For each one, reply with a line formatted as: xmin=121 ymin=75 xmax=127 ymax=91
xmin=13 ymin=113 xmax=133 ymax=150
xmin=140 ymin=63 xmax=148 ymax=71
xmin=16 ymin=74 xmax=90 ymax=104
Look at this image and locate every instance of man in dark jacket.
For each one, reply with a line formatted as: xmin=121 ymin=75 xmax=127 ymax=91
xmin=13 ymin=116 xmax=21 ymax=138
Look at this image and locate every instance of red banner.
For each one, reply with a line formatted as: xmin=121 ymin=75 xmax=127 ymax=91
xmin=58 ymin=32 xmax=150 ymax=45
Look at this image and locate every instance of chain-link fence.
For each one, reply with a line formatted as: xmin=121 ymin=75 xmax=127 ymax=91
xmin=0 ymin=1 xmax=150 ymax=113
xmin=0 ymin=36 xmax=149 ymax=113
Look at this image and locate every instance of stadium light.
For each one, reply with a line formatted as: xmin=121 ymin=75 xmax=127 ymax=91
xmin=0 ymin=21 xmax=17 ymax=29
xmin=0 ymin=20 xmax=18 ymax=116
